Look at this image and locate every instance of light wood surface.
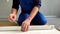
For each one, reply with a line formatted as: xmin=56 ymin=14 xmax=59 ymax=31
xmin=0 ymin=25 xmax=55 ymax=31
xmin=0 ymin=22 xmax=18 ymax=26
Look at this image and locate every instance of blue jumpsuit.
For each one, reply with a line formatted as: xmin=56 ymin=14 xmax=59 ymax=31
xmin=12 ymin=0 xmax=47 ymax=26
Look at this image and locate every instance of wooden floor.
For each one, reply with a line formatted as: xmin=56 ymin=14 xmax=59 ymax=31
xmin=0 ymin=22 xmax=18 ymax=26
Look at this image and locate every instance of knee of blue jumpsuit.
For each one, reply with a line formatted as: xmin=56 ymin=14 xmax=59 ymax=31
xmin=36 ymin=18 xmax=47 ymax=25
xmin=41 ymin=19 xmax=47 ymax=25
xmin=36 ymin=12 xmax=47 ymax=25
xmin=17 ymin=13 xmax=29 ymax=26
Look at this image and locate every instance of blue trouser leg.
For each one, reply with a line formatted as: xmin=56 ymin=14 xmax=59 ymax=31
xmin=31 ymin=12 xmax=47 ymax=25
xmin=17 ymin=13 xmax=29 ymax=26
xmin=17 ymin=12 xmax=47 ymax=26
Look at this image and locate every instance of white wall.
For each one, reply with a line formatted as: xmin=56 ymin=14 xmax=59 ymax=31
xmin=40 ymin=0 xmax=60 ymax=17
xmin=0 ymin=0 xmax=12 ymax=18
xmin=0 ymin=0 xmax=60 ymax=18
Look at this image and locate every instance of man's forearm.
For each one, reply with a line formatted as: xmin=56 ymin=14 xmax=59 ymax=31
xmin=27 ymin=6 xmax=39 ymax=21
xmin=11 ymin=8 xmax=18 ymax=14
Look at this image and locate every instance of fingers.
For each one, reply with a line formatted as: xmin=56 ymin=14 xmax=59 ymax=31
xmin=8 ymin=14 xmax=16 ymax=22
xmin=9 ymin=16 xmax=14 ymax=22
xmin=8 ymin=16 xmax=13 ymax=22
xmin=21 ymin=23 xmax=25 ymax=31
xmin=25 ymin=24 xmax=29 ymax=31
xmin=25 ymin=25 xmax=29 ymax=31
xmin=21 ymin=22 xmax=29 ymax=32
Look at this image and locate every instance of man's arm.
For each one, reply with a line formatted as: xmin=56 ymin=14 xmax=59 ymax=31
xmin=11 ymin=0 xmax=19 ymax=14
xmin=11 ymin=8 xmax=17 ymax=14
xmin=27 ymin=6 xmax=39 ymax=21
xmin=27 ymin=0 xmax=41 ymax=21
xmin=9 ymin=0 xmax=19 ymax=22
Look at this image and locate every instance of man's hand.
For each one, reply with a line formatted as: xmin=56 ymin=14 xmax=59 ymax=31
xmin=21 ymin=19 xmax=31 ymax=32
xmin=8 ymin=13 xmax=16 ymax=22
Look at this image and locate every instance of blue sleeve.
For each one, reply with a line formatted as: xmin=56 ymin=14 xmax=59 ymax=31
xmin=12 ymin=0 xmax=19 ymax=11
xmin=33 ymin=0 xmax=41 ymax=8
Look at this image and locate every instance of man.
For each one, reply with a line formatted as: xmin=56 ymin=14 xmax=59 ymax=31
xmin=9 ymin=0 xmax=47 ymax=32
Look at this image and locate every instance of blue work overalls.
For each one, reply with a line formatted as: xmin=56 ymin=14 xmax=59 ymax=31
xmin=17 ymin=0 xmax=47 ymax=26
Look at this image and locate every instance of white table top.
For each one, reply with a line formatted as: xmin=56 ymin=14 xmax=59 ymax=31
xmin=0 ymin=25 xmax=60 ymax=34
xmin=0 ymin=29 xmax=60 ymax=34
